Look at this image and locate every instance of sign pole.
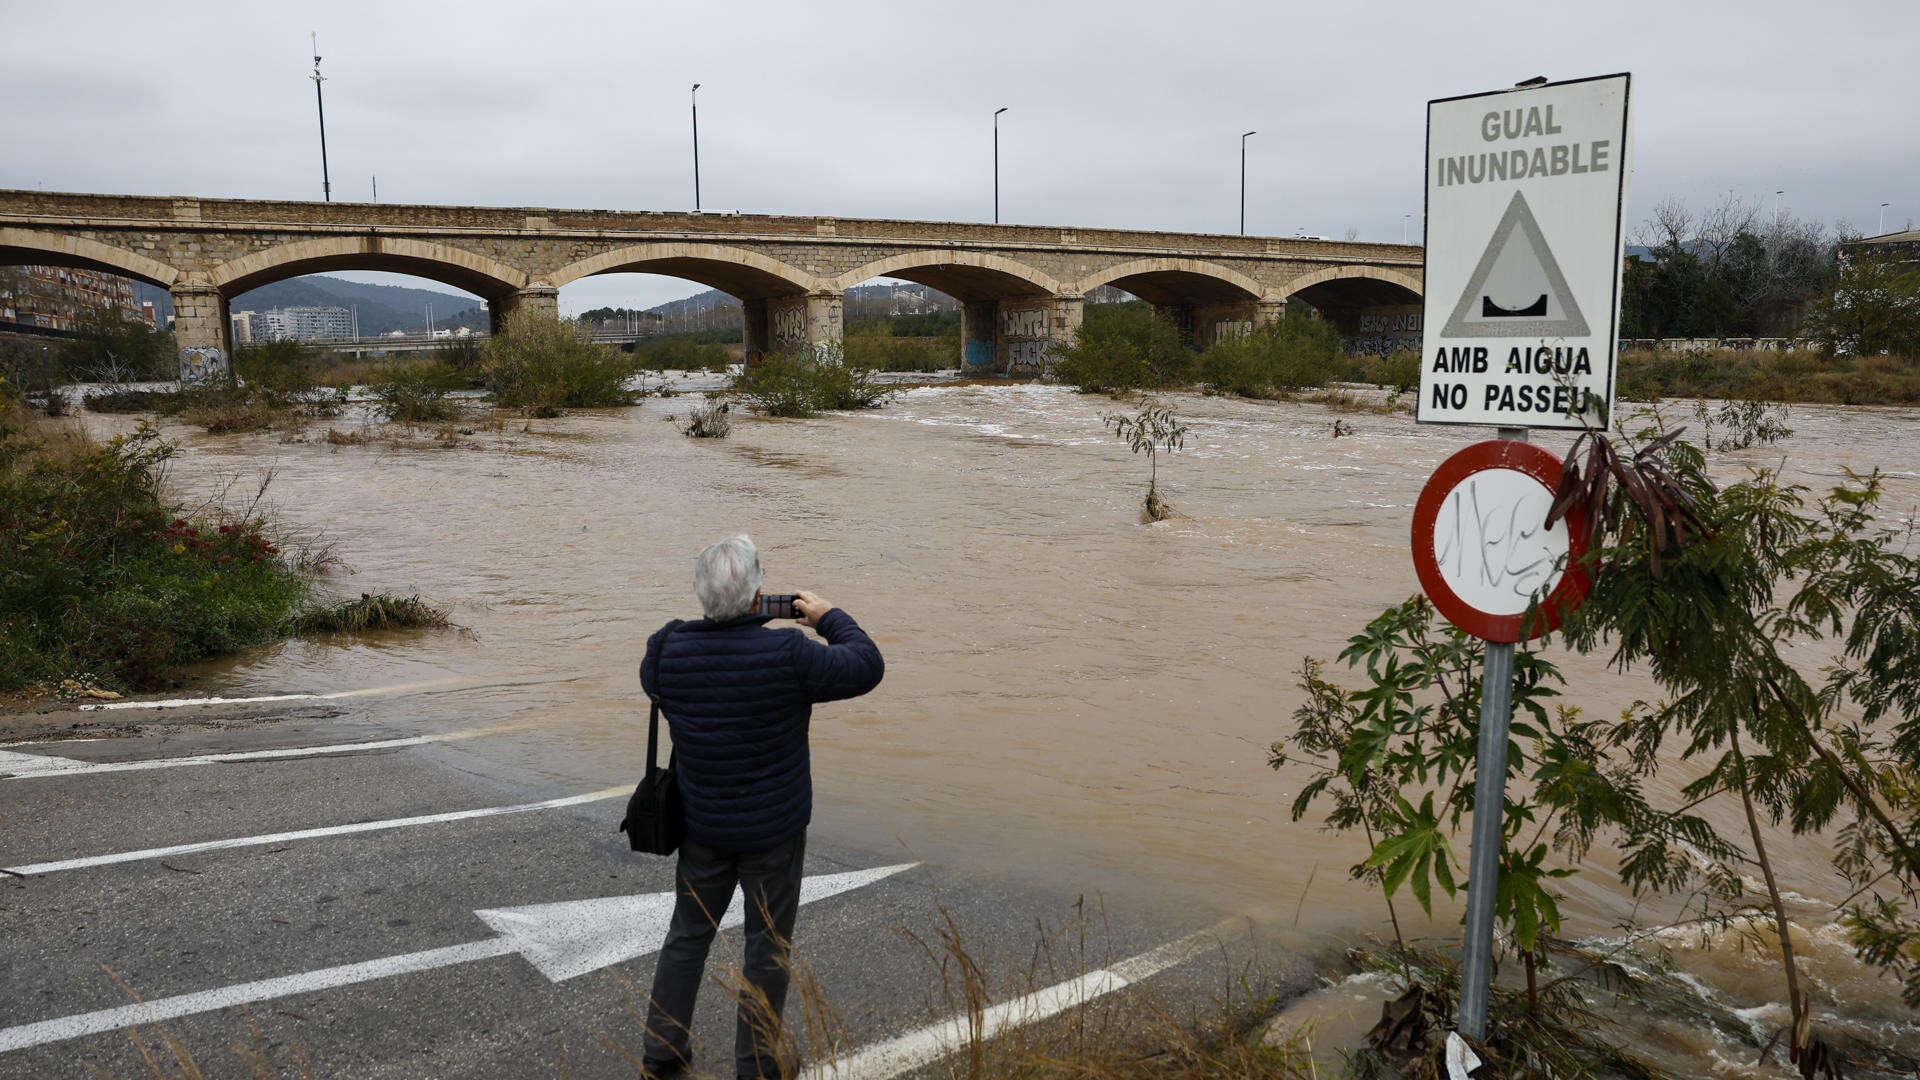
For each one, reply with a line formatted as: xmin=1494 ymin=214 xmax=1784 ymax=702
xmin=1456 ymin=425 xmax=1528 ymax=1040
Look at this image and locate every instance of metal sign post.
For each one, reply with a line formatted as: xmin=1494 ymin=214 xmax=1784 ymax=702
xmin=1457 ymin=426 xmax=1524 ymax=1040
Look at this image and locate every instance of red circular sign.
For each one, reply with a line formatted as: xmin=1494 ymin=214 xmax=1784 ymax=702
xmin=1411 ymin=440 xmax=1590 ymax=643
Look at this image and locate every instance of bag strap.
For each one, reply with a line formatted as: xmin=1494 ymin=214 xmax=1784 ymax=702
xmin=644 ymin=619 xmax=687 ymax=775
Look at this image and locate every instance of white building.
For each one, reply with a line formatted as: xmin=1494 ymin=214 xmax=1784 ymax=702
xmin=245 ymin=306 xmax=354 ymax=343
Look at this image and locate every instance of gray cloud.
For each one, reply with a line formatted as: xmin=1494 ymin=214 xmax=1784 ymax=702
xmin=3 ymin=0 xmax=1913 ymax=312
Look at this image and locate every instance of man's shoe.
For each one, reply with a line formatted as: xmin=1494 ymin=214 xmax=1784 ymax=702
xmin=738 ymin=1054 xmax=802 ymax=1080
xmin=641 ymin=1059 xmax=686 ymax=1080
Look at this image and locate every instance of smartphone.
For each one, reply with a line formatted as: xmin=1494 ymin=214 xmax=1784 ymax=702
xmin=755 ymin=593 xmax=799 ymax=619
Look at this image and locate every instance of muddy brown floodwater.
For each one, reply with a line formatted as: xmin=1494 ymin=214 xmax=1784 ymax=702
xmin=104 ymin=383 xmax=1920 ymax=1075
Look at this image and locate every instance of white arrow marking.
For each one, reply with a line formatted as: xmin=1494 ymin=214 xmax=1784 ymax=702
xmin=811 ymin=919 xmax=1230 ymax=1080
xmin=0 ymin=720 xmax=540 ymax=781
xmin=4 ymin=787 xmax=627 ymax=877
xmin=0 ymin=863 xmax=916 ymax=1054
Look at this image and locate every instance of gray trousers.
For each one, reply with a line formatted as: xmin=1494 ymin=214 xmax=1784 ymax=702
xmin=642 ymin=831 xmax=806 ymax=1079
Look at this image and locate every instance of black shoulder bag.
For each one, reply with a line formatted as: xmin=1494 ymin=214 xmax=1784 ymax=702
xmin=620 ymin=621 xmax=686 ymax=855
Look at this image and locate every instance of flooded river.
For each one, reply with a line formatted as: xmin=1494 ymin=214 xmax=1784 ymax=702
xmin=108 ymin=382 xmax=1920 ymax=1075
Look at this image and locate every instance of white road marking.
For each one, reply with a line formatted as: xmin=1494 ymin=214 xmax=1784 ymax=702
xmin=78 ymin=677 xmax=469 ymax=711
xmin=810 ymin=920 xmax=1231 ymax=1080
xmin=0 ymin=720 xmax=538 ymax=781
xmin=0 ymin=749 xmax=90 ymax=777
xmin=3 ymin=787 xmax=628 ymax=876
xmin=0 ymin=863 xmax=916 ymax=1054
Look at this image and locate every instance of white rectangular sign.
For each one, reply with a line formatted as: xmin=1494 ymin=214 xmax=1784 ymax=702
xmin=1418 ymin=73 xmax=1633 ymax=429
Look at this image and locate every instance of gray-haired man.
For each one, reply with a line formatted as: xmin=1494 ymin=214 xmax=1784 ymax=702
xmin=638 ymin=535 xmax=884 ymax=1079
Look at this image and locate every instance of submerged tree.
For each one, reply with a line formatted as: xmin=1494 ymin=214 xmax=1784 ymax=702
xmin=1103 ymin=399 xmax=1187 ymax=522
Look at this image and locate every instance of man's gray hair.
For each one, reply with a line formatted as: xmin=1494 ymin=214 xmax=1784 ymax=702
xmin=694 ymin=534 xmax=763 ymax=620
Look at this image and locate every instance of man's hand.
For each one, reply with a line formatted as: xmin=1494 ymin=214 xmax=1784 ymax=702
xmin=794 ymin=590 xmax=834 ymax=629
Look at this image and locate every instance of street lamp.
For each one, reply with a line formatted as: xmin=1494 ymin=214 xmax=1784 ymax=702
xmin=1403 ymin=212 xmax=1412 ymax=245
xmin=994 ymin=107 xmax=1008 ymax=223
xmin=1774 ymin=190 xmax=1784 ymax=217
xmin=310 ymin=32 xmax=331 ymax=202
xmin=1881 ymin=202 xmax=1891 ymax=235
xmin=691 ymin=84 xmax=702 ymax=212
xmin=1240 ymin=131 xmax=1257 ymax=235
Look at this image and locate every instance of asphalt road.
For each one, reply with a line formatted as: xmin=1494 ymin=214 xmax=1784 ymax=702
xmin=0 ymin=698 xmax=1295 ymax=1079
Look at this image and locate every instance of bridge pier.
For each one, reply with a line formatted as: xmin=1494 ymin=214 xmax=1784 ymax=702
xmin=170 ymin=281 xmax=231 ymax=385
xmin=761 ymin=291 xmax=842 ymax=357
xmin=957 ymin=295 xmax=1081 ymax=376
xmin=489 ymin=285 xmax=559 ymax=334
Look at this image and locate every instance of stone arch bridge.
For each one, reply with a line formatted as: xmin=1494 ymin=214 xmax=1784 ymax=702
xmin=0 ymin=190 xmax=1422 ymax=380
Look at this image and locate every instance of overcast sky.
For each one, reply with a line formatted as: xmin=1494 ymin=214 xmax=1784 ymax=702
xmin=3 ymin=0 xmax=1913 ymax=313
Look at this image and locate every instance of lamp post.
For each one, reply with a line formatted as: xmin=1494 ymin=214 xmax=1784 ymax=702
xmin=691 ymin=84 xmax=702 ymax=212
xmin=1881 ymin=202 xmax=1891 ymax=235
xmin=1403 ymin=212 xmax=1412 ymax=245
xmin=1240 ymin=131 xmax=1257 ymax=235
xmin=994 ymin=107 xmax=1008 ymax=223
xmin=1774 ymin=190 xmax=1784 ymax=218
xmin=310 ymin=32 xmax=331 ymax=203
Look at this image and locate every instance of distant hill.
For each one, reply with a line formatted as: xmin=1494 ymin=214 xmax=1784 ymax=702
xmin=635 ymin=281 xmax=956 ymax=318
xmin=130 ymin=277 xmax=485 ymax=336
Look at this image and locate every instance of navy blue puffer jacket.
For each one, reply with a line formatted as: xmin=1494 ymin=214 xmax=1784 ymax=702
xmin=640 ymin=608 xmax=884 ymax=851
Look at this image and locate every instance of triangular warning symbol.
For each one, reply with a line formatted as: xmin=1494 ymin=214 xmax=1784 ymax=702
xmin=1441 ymin=191 xmax=1590 ymax=339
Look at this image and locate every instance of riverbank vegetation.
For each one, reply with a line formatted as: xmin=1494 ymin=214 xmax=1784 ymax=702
xmin=1052 ymin=304 xmax=1411 ymax=402
xmin=1273 ymin=410 xmax=1920 ymax=1076
xmin=1618 ymin=346 xmax=1920 ymax=405
xmin=0 ymin=379 xmax=445 ymax=694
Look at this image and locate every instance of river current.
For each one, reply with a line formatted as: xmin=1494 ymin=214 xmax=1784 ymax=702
xmin=106 ymin=380 xmax=1920 ymax=1076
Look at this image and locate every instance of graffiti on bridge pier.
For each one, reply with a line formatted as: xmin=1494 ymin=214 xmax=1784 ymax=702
xmin=178 ymin=346 xmax=228 ymax=385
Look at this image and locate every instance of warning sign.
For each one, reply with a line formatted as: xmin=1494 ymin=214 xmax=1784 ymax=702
xmin=1419 ymin=74 xmax=1632 ymax=430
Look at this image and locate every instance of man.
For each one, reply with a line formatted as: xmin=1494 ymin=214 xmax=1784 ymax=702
xmin=638 ymin=534 xmax=884 ymax=1080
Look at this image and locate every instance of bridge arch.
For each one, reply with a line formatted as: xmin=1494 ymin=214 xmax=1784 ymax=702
xmin=1279 ymin=264 xmax=1423 ymax=303
xmin=833 ymin=251 xmax=1059 ymax=300
xmin=550 ymin=243 xmax=819 ymax=298
xmin=209 ymin=237 xmax=530 ymax=300
xmin=1071 ymin=257 xmax=1269 ymax=305
xmin=0 ymin=228 xmax=180 ymax=289
xmin=1281 ymin=265 xmax=1424 ymax=353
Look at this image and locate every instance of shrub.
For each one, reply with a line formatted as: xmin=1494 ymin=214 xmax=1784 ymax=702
xmin=85 ymin=388 xmax=185 ymax=414
xmin=681 ymin=401 xmax=732 ymax=438
xmin=1051 ymin=305 xmax=1192 ymax=393
xmin=433 ymin=338 xmax=488 ymax=386
xmin=232 ymin=340 xmax=322 ymax=403
xmin=370 ymin=360 xmax=464 ymax=424
xmin=0 ymin=335 xmax=66 ymax=400
xmin=729 ymin=344 xmax=890 ymax=417
xmin=844 ymin=327 xmax=958 ymax=372
xmin=58 ymin=309 xmax=176 ymax=383
xmin=290 ymin=593 xmax=448 ymax=634
xmin=1196 ymin=312 xmax=1343 ymax=396
xmin=1375 ymin=348 xmax=1422 ymax=392
xmin=482 ymin=311 xmax=640 ymax=409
